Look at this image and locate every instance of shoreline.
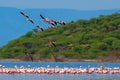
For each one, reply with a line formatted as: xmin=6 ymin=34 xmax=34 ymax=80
xmin=0 ymin=58 xmax=120 ymax=62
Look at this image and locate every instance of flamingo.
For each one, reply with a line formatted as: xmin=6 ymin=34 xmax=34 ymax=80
xmin=36 ymin=25 xmax=44 ymax=31
xmin=26 ymin=18 xmax=34 ymax=24
xmin=20 ymin=11 xmax=29 ymax=18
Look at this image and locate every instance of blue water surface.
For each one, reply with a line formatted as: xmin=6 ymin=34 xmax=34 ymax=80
xmin=0 ymin=61 xmax=120 ymax=68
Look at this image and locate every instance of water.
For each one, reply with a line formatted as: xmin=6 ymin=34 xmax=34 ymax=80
xmin=0 ymin=61 xmax=120 ymax=68
xmin=0 ymin=74 xmax=120 ymax=80
xmin=0 ymin=61 xmax=120 ymax=80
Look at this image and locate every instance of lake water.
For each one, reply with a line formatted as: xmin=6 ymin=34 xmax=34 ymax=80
xmin=0 ymin=61 xmax=120 ymax=80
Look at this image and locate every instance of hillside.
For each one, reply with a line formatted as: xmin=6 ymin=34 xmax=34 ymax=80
xmin=0 ymin=7 xmax=118 ymax=47
xmin=0 ymin=13 xmax=120 ymax=62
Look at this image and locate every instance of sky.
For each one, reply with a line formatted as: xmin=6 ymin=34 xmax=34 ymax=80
xmin=0 ymin=0 xmax=120 ymax=10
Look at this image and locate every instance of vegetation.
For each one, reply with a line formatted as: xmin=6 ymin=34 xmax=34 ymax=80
xmin=0 ymin=13 xmax=120 ymax=61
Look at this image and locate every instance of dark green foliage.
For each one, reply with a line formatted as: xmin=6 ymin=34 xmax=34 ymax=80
xmin=0 ymin=13 xmax=120 ymax=60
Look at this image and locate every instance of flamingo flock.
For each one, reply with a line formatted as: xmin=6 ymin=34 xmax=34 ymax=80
xmin=20 ymin=11 xmax=66 ymax=31
xmin=0 ymin=65 xmax=119 ymax=75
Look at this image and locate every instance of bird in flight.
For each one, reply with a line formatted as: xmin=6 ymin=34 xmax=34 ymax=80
xmin=40 ymin=14 xmax=65 ymax=26
xmin=36 ymin=25 xmax=44 ymax=31
xmin=20 ymin=11 xmax=29 ymax=18
xmin=26 ymin=18 xmax=34 ymax=24
xmin=20 ymin=11 xmax=34 ymax=24
xmin=49 ymin=41 xmax=56 ymax=47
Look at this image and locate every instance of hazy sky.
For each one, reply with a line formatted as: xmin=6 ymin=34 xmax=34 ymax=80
xmin=0 ymin=0 xmax=120 ymax=10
